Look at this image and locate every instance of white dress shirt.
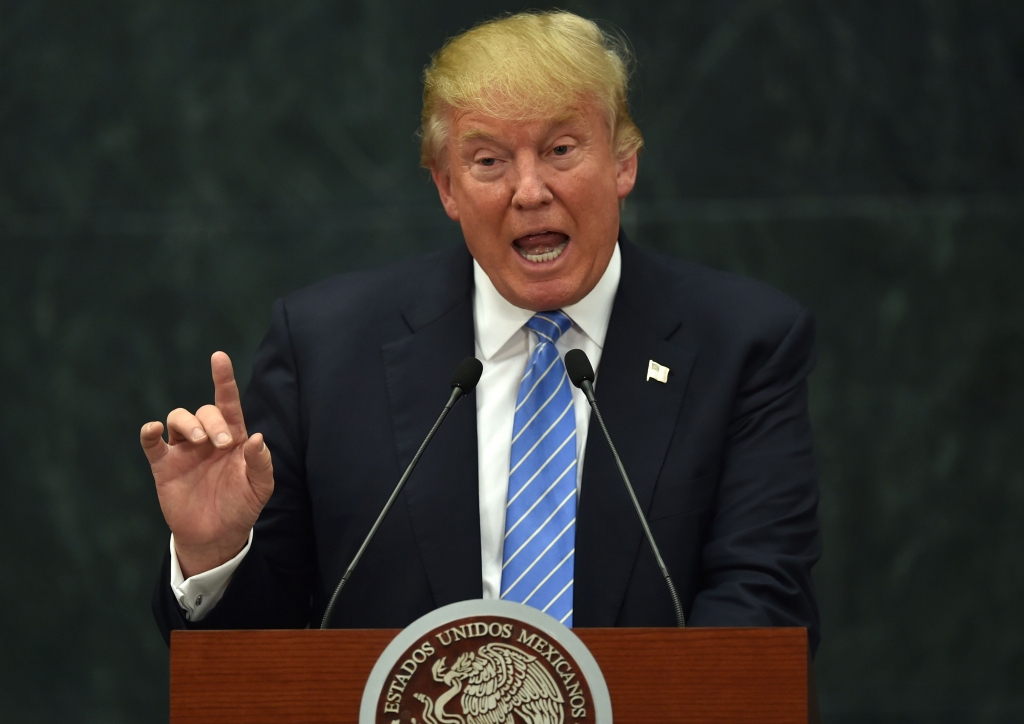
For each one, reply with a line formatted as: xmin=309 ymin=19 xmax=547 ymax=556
xmin=170 ymin=243 xmax=621 ymax=621
xmin=473 ymin=244 xmax=619 ymax=598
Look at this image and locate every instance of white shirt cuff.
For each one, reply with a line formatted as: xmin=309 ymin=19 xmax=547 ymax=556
xmin=169 ymin=529 xmax=253 ymax=622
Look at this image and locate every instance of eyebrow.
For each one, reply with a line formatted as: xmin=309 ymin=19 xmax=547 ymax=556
xmin=457 ymin=112 xmax=580 ymax=145
xmin=458 ymin=128 xmax=499 ymax=143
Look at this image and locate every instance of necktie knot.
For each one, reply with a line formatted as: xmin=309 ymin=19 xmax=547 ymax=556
xmin=525 ymin=311 xmax=572 ymax=344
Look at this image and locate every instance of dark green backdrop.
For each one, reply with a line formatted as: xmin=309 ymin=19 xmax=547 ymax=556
xmin=2 ymin=1 xmax=1022 ymax=721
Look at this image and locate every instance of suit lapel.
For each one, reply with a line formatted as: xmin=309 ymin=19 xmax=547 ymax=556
xmin=378 ymin=238 xmax=697 ymax=621
xmin=575 ymin=239 xmax=697 ymax=626
xmin=381 ymin=245 xmax=482 ymax=607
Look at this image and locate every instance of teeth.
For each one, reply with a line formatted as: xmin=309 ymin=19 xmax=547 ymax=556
xmin=517 ymin=240 xmax=568 ymax=263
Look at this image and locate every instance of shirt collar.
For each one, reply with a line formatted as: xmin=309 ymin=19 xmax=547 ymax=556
xmin=473 ymin=242 xmax=622 ymax=361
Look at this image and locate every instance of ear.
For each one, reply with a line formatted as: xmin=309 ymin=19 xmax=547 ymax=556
xmin=431 ymin=164 xmax=461 ymax=222
xmin=615 ymin=150 xmax=638 ymax=199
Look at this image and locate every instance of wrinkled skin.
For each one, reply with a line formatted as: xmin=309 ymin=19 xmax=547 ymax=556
xmin=432 ymin=101 xmax=638 ymax=312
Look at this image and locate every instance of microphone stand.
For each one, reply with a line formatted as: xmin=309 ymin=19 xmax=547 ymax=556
xmin=320 ymin=359 xmax=480 ymax=629
xmin=567 ymin=349 xmax=686 ymax=628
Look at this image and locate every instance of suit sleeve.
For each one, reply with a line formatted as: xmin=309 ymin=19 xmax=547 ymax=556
xmin=152 ymin=298 xmax=317 ymax=643
xmin=687 ymin=307 xmax=822 ymax=655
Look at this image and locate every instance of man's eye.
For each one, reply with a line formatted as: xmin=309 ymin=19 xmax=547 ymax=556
xmin=552 ymin=145 xmax=570 ymax=156
xmin=479 ymin=157 xmax=497 ymax=167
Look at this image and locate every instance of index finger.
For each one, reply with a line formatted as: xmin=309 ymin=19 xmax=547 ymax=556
xmin=211 ymin=351 xmax=245 ymax=429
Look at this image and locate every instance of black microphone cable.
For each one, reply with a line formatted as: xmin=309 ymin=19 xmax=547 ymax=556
xmin=320 ymin=357 xmax=483 ymax=629
xmin=564 ymin=348 xmax=686 ymax=628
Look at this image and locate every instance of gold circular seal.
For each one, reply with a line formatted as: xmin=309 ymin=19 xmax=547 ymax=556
xmin=360 ymin=600 xmax=613 ymax=724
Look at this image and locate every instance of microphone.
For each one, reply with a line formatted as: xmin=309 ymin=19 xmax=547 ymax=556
xmin=564 ymin=349 xmax=686 ymax=628
xmin=320 ymin=356 xmax=483 ymax=629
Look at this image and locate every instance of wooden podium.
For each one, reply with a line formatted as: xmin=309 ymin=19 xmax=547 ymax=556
xmin=171 ymin=627 xmax=816 ymax=723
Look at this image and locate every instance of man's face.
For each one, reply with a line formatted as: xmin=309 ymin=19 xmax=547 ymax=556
xmin=431 ymin=102 xmax=638 ymax=312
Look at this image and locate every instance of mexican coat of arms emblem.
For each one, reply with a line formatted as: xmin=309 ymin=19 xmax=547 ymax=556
xmin=360 ymin=600 xmax=612 ymax=724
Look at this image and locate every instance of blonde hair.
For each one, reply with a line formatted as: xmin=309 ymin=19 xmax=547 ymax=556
xmin=420 ymin=11 xmax=643 ymax=168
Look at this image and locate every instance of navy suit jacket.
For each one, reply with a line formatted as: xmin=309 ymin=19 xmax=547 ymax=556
xmin=153 ymin=236 xmax=821 ymax=653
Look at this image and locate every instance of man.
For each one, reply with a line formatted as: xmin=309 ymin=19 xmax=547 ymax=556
xmin=143 ymin=11 xmax=821 ymax=651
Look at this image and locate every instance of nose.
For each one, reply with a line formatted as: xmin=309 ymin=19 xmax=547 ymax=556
xmin=511 ymin=153 xmax=553 ymax=210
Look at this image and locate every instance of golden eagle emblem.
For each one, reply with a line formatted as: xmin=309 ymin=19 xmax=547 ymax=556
xmin=411 ymin=642 xmax=565 ymax=724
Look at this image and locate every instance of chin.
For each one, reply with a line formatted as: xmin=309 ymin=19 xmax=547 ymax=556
xmin=507 ymin=279 xmax=581 ymax=312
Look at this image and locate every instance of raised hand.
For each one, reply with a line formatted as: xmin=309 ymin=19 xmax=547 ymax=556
xmin=140 ymin=351 xmax=274 ymax=578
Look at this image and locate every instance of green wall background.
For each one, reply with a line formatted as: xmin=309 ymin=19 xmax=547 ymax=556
xmin=1 ymin=1 xmax=1022 ymax=721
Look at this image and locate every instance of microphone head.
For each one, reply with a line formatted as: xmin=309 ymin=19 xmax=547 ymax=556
xmin=564 ymin=349 xmax=595 ymax=388
xmin=451 ymin=357 xmax=483 ymax=393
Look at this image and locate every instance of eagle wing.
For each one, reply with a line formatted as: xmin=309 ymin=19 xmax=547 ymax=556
xmin=460 ymin=643 xmax=564 ymax=724
xmin=510 ymin=656 xmax=564 ymax=724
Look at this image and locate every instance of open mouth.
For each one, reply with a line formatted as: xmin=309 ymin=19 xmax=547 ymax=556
xmin=513 ymin=232 xmax=569 ymax=264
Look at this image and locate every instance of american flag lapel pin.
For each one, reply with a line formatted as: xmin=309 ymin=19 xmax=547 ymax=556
xmin=646 ymin=360 xmax=670 ymax=383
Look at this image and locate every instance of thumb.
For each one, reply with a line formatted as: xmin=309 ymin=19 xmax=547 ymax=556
xmin=243 ymin=433 xmax=275 ymax=501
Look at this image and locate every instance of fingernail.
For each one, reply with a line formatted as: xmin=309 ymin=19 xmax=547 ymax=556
xmin=260 ymin=441 xmax=267 ymax=453
xmin=216 ymin=433 xmax=231 ymax=446
xmin=191 ymin=428 xmax=206 ymax=441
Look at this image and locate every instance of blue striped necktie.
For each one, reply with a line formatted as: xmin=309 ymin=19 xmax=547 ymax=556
xmin=501 ymin=310 xmax=577 ymax=627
